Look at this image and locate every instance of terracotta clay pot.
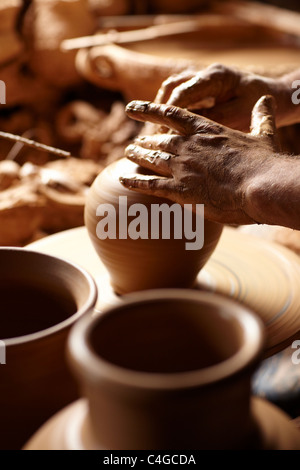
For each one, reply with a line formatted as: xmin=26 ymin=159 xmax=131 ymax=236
xmin=23 ymin=290 xmax=300 ymax=450
xmin=85 ymin=158 xmax=223 ymax=294
xmin=0 ymin=248 xmax=97 ymax=449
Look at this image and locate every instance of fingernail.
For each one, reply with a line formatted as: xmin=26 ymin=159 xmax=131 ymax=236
xmin=126 ymin=101 xmax=151 ymax=113
xmin=124 ymin=144 xmax=137 ymax=159
xmin=125 ymin=144 xmax=135 ymax=151
xmin=119 ymin=176 xmax=129 ymax=185
xmin=119 ymin=176 xmax=135 ymax=188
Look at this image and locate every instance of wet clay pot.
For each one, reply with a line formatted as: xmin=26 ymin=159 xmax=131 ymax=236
xmin=24 ymin=290 xmax=300 ymax=450
xmin=84 ymin=158 xmax=223 ymax=294
xmin=0 ymin=248 xmax=97 ymax=449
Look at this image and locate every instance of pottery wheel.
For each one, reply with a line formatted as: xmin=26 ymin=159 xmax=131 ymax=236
xmin=28 ymin=226 xmax=300 ymax=356
xmin=23 ymin=396 xmax=300 ymax=450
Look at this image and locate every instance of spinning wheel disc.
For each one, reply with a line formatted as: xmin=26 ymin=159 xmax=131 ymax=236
xmin=28 ymin=226 xmax=300 ymax=356
xmin=197 ymin=228 xmax=300 ymax=355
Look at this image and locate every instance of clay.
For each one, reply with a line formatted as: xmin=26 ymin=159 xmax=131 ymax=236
xmin=195 ymin=228 xmax=300 ymax=357
xmin=56 ymin=100 xmax=141 ymax=163
xmin=0 ymin=0 xmax=23 ymax=65
xmin=44 ymin=157 xmax=101 ymax=187
xmin=80 ymin=101 xmax=141 ymax=161
xmin=150 ymin=0 xmax=207 ymax=13
xmin=23 ymin=290 xmax=300 ymax=449
xmin=0 ymin=247 xmax=97 ymax=449
xmin=56 ymin=101 xmax=106 ymax=144
xmin=0 ymin=160 xmax=20 ymax=190
xmin=76 ymin=14 xmax=300 ymax=100
xmin=0 ymin=109 xmax=34 ymax=140
xmin=22 ymin=159 xmax=102 ymax=232
xmin=27 ymin=224 xmax=300 ymax=357
xmin=273 ymin=229 xmax=300 ymax=256
xmin=85 ymin=158 xmax=223 ymax=294
xmin=23 ymin=0 xmax=97 ymax=87
xmin=38 ymin=185 xmax=87 ymax=232
xmin=0 ymin=158 xmax=103 ymax=243
xmin=239 ymin=225 xmax=300 ymax=257
xmin=38 ymin=158 xmax=101 ymax=231
xmin=0 ymin=60 xmax=60 ymax=110
xmin=0 ymin=181 xmax=43 ymax=246
xmin=87 ymin=0 xmax=129 ymax=16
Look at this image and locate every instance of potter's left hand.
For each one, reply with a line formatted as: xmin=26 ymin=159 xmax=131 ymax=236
xmin=154 ymin=64 xmax=300 ymax=131
xmin=120 ymin=95 xmax=285 ymax=226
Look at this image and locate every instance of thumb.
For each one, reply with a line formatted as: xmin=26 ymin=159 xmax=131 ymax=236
xmin=250 ymin=95 xmax=278 ymax=146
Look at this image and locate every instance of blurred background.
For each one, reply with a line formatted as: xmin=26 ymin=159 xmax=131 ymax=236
xmin=0 ymin=0 xmax=299 ymax=248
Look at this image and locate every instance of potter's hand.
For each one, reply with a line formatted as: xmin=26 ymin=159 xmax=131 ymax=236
xmin=120 ymin=95 xmax=282 ymax=226
xmin=155 ymin=63 xmax=296 ymax=131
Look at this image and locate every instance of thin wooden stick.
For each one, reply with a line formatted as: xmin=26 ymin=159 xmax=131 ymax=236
xmin=60 ymin=18 xmax=213 ymax=51
xmin=97 ymin=14 xmax=193 ymax=29
xmin=212 ymin=0 xmax=300 ymax=38
xmin=0 ymin=131 xmax=71 ymax=158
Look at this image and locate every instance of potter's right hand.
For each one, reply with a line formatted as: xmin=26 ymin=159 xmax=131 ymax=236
xmin=155 ymin=63 xmax=297 ymax=131
xmin=121 ymin=95 xmax=284 ymax=226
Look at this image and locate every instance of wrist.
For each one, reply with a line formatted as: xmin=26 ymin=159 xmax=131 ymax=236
xmin=243 ymin=154 xmax=300 ymax=229
xmin=241 ymin=155 xmax=273 ymax=225
xmin=275 ymin=74 xmax=300 ymax=127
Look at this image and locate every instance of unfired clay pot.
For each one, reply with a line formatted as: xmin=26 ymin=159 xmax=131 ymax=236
xmin=0 ymin=248 xmax=97 ymax=449
xmin=24 ymin=290 xmax=300 ymax=450
xmin=84 ymin=158 xmax=223 ymax=294
xmin=76 ymin=11 xmax=300 ymax=101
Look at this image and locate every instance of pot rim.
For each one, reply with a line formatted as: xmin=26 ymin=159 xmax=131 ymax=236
xmin=0 ymin=247 xmax=97 ymax=346
xmin=68 ymin=289 xmax=265 ymax=390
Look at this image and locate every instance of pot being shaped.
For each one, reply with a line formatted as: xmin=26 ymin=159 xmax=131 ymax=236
xmin=85 ymin=158 xmax=223 ymax=294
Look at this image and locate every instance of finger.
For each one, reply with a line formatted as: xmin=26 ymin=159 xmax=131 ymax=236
xmin=167 ymin=63 xmax=240 ymax=108
xmin=119 ymin=174 xmax=175 ymax=200
xmin=250 ymin=95 xmax=277 ymax=138
xmin=125 ymin=144 xmax=174 ymax=177
xmin=126 ymin=101 xmax=221 ymax=136
xmin=134 ymin=134 xmax=183 ymax=154
xmin=155 ymin=70 xmax=196 ymax=104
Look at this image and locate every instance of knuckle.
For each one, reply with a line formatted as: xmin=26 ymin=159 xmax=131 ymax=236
xmin=195 ymin=121 xmax=222 ymax=135
xmin=163 ymin=105 xmax=180 ymax=119
xmin=207 ymin=62 xmax=228 ymax=75
xmin=147 ymin=178 xmax=159 ymax=190
xmin=161 ymin=77 xmax=175 ymax=91
xmin=206 ymin=63 xmax=240 ymax=88
xmin=161 ymin=71 xmax=187 ymax=89
xmin=174 ymin=181 xmax=187 ymax=196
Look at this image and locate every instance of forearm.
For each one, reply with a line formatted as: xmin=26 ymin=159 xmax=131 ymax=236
xmin=276 ymin=69 xmax=300 ymax=127
xmin=245 ymin=155 xmax=300 ymax=229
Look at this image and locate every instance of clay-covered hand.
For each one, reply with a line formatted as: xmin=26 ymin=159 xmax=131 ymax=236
xmin=120 ymin=95 xmax=280 ymax=226
xmin=155 ymin=63 xmax=293 ymax=131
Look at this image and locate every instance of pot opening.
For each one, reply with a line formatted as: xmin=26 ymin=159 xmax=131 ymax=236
xmin=0 ymin=249 xmax=96 ymax=342
xmin=89 ymin=298 xmax=244 ymax=374
xmin=0 ymin=281 xmax=77 ymax=340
